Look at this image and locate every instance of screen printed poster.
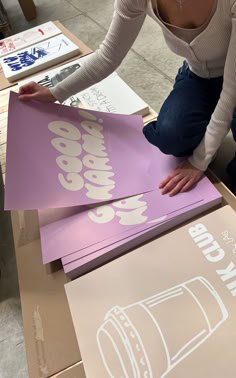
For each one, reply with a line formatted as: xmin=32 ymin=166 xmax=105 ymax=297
xmin=0 ymin=35 xmax=79 ymax=81
xmin=65 ymin=205 xmax=236 ymax=378
xmin=5 ymin=92 xmax=166 ymax=210
xmin=0 ymin=22 xmax=61 ymax=57
xmin=39 ymin=177 xmax=221 ymax=264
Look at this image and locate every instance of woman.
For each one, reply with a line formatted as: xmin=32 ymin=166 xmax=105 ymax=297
xmin=19 ymin=0 xmax=236 ymax=196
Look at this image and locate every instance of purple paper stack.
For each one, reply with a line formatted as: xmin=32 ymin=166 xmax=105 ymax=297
xmin=5 ymin=92 xmax=222 ymax=278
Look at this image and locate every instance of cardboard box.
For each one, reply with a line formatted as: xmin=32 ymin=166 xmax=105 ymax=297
xmin=0 ymin=21 xmax=93 ymax=90
xmin=12 ymin=215 xmax=81 ymax=378
xmin=11 ymin=210 xmax=40 ymax=249
xmin=11 ymin=208 xmax=87 ymax=378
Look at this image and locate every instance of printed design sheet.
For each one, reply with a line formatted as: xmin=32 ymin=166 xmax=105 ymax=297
xmin=39 ymin=175 xmax=221 ymax=264
xmin=0 ymin=22 xmax=61 ymax=57
xmin=19 ymin=55 xmax=149 ymax=116
xmin=65 ymin=206 xmax=236 ymax=378
xmin=5 ymin=92 xmax=164 ymax=210
xmin=61 ymin=192 xmax=218 ymax=276
xmin=1 ymin=35 xmax=79 ymax=81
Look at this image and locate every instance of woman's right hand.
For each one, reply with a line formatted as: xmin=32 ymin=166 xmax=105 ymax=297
xmin=18 ymin=81 xmax=56 ymax=102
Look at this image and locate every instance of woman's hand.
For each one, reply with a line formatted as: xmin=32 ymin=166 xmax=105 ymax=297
xmin=159 ymin=160 xmax=204 ymax=197
xmin=18 ymin=81 xmax=56 ymax=102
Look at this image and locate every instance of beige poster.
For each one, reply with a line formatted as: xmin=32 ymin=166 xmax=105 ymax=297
xmin=65 ymin=205 xmax=236 ymax=378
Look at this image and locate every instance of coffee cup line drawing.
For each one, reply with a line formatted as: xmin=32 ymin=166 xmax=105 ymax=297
xmin=97 ymin=277 xmax=228 ymax=378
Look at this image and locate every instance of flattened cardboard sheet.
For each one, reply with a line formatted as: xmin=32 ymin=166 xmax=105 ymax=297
xmin=13 ymin=235 xmax=81 ymax=378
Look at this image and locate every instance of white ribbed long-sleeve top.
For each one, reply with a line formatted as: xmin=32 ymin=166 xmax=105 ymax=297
xmin=50 ymin=0 xmax=236 ymax=171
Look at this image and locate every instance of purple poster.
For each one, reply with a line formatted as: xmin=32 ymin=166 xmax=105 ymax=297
xmin=39 ymin=176 xmax=221 ymax=264
xmin=5 ymin=92 xmax=171 ymax=210
xmin=62 ymin=193 xmax=219 ymax=278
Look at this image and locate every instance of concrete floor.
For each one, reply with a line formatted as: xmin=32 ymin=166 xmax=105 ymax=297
xmin=0 ymin=0 xmax=235 ymax=377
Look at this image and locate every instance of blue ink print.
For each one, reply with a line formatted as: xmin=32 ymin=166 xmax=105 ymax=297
xmin=3 ymin=47 xmax=48 ymax=71
xmin=3 ymin=38 xmax=67 ymax=76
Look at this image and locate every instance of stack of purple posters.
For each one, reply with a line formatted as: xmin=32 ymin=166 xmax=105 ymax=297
xmin=39 ymin=176 xmax=221 ymax=278
xmin=5 ymin=93 xmax=222 ymax=278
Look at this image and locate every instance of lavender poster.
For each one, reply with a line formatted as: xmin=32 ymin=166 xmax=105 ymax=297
xmin=5 ymin=92 xmax=163 ymax=210
xmin=39 ymin=176 xmax=221 ymax=264
xmin=62 ymin=184 xmax=220 ymax=277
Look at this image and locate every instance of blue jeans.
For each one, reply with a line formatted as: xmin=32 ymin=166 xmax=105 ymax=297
xmin=143 ymin=61 xmax=236 ymax=184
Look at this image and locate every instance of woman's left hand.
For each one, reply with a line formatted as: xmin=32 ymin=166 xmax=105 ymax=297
xmin=159 ymin=160 xmax=204 ymax=197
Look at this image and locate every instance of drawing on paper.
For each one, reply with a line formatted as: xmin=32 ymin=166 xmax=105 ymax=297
xmin=97 ymin=277 xmax=228 ymax=377
xmin=0 ymin=22 xmax=61 ymax=57
xmin=37 ymin=63 xmax=81 ymax=88
xmin=36 ymin=62 xmax=82 ymax=108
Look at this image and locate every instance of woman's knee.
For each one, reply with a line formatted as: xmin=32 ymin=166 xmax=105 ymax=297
xmin=143 ymin=117 xmax=186 ymax=156
xmin=143 ymin=115 xmax=207 ymax=157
